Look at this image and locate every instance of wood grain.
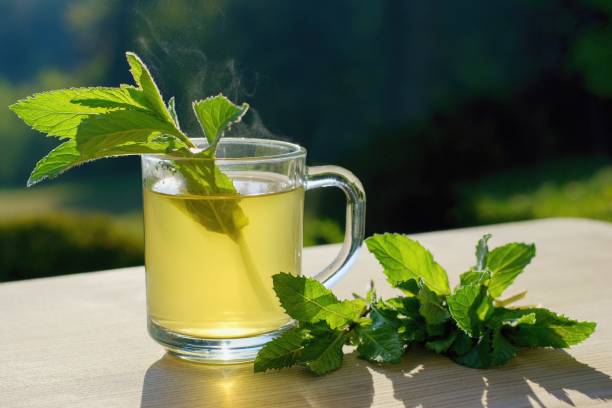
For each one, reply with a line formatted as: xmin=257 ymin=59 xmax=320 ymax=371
xmin=1 ymin=218 xmax=611 ymax=407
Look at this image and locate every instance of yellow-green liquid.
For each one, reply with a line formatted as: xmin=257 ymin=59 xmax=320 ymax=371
xmin=144 ymin=174 xmax=304 ymax=339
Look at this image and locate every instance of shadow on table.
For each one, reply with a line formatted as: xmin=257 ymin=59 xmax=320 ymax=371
xmin=140 ymin=351 xmax=375 ymax=408
xmin=372 ymin=348 xmax=612 ymax=407
xmin=140 ymin=349 xmax=612 ymax=408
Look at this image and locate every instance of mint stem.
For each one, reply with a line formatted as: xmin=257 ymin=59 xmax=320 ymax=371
xmin=234 ymin=231 xmax=279 ymax=311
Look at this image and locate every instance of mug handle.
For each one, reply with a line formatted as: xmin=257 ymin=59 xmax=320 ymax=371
xmin=305 ymin=166 xmax=366 ymax=288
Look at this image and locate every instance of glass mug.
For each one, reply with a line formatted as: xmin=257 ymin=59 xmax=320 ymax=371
xmin=141 ymin=138 xmax=366 ymax=363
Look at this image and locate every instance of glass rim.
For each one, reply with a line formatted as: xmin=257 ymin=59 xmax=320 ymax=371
xmin=146 ymin=137 xmax=307 ymax=163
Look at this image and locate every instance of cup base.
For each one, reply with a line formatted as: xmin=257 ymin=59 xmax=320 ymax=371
xmin=148 ymin=318 xmax=292 ymax=364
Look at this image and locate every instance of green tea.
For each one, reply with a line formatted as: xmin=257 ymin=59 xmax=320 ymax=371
xmin=144 ymin=173 xmax=304 ymax=339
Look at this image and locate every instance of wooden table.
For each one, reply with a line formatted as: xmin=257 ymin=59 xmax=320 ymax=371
xmin=1 ymin=218 xmax=611 ymax=407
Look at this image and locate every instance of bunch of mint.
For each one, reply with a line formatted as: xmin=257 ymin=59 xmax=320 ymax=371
xmin=254 ymin=233 xmax=596 ymax=375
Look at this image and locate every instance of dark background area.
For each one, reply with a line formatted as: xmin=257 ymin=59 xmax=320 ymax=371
xmin=1 ymin=0 xmax=610 ymax=281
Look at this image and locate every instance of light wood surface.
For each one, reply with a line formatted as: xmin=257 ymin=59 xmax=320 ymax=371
xmin=1 ymin=218 xmax=612 ymax=408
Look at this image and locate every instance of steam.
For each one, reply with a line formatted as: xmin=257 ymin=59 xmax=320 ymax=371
xmin=133 ymin=3 xmax=283 ymax=141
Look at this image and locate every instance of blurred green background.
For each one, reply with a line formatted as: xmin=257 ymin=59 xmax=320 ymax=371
xmin=1 ymin=0 xmax=611 ymax=281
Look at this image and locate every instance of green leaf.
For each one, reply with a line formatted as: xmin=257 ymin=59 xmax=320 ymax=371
xmin=450 ymin=331 xmax=474 ymax=356
xmin=476 ymin=294 xmax=494 ymax=322
xmin=25 ymin=109 xmax=189 ymax=186
xmin=366 ymin=233 xmax=450 ymax=296
xmin=383 ymin=296 xmax=421 ymax=319
xmin=300 ymin=331 xmax=347 ymax=375
xmin=254 ymin=327 xmax=310 ymax=373
xmin=9 ymin=87 xmax=143 ymax=139
xmin=475 ymin=234 xmax=492 ymax=271
xmin=454 ymin=329 xmax=518 ymax=369
xmin=487 ymin=242 xmax=536 ymax=298
xmin=459 ymin=269 xmax=490 ymax=286
xmin=504 ymin=308 xmax=596 ymax=348
xmin=395 ymin=280 xmax=419 ymax=296
xmin=416 ymin=283 xmax=450 ymax=325
xmin=447 ymin=284 xmax=483 ymax=336
xmin=426 ymin=330 xmax=458 ymax=354
xmin=272 ymin=273 xmax=363 ymax=329
xmin=325 ymin=299 xmax=367 ymax=329
xmin=453 ymin=331 xmax=492 ymax=368
xmin=490 ymin=330 xmax=518 ymax=367
xmin=27 ymin=140 xmax=81 ymax=186
xmin=75 ymin=109 xmax=182 ymax=153
xmin=355 ymin=306 xmax=404 ymax=364
xmin=168 ymin=158 xmax=248 ymax=239
xmin=27 ymin=132 xmax=190 ymax=186
xmin=356 ymin=324 xmax=403 ymax=364
xmin=125 ymin=51 xmax=177 ymax=125
xmin=370 ymin=302 xmax=402 ymax=328
xmin=192 ymin=94 xmax=249 ymax=146
xmin=167 ymin=96 xmax=180 ymax=130
xmin=181 ymin=196 xmax=248 ymax=239
xmin=377 ymin=296 xmax=426 ymax=342
xmin=489 ymin=308 xmax=536 ymax=329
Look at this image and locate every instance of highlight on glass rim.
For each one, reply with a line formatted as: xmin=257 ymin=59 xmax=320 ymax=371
xmin=1 ymin=2 xmax=611 ymax=407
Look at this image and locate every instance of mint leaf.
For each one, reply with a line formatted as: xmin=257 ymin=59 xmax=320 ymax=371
xmin=75 ymin=109 xmax=182 ymax=153
xmin=9 ymin=87 xmax=142 ymax=139
xmin=27 ymin=132 xmax=189 ymax=186
xmin=169 ymin=158 xmax=249 ymax=239
xmin=27 ymin=140 xmax=80 ymax=186
xmin=490 ymin=330 xmax=518 ymax=367
xmin=447 ymin=284 xmax=483 ymax=336
xmin=416 ymin=283 xmax=450 ymax=325
xmin=380 ymin=296 xmax=427 ymax=342
xmin=26 ymin=109 xmax=188 ymax=186
xmin=450 ymin=331 xmax=473 ymax=356
xmin=355 ymin=306 xmax=403 ymax=363
xmin=192 ymin=94 xmax=249 ymax=147
xmin=476 ymin=294 xmax=494 ymax=321
xmin=326 ymin=299 xmax=367 ymax=329
xmin=383 ymin=296 xmax=421 ymax=319
xmin=453 ymin=329 xmax=518 ymax=369
xmin=487 ymin=242 xmax=535 ymax=298
xmin=504 ymin=308 xmax=596 ymax=348
xmin=254 ymin=327 xmax=310 ymax=373
xmin=369 ymin=302 xmax=403 ymax=328
xmin=167 ymin=96 xmax=180 ymax=130
xmin=366 ymin=233 xmax=450 ymax=296
xmin=475 ymin=234 xmax=492 ymax=271
xmin=426 ymin=330 xmax=458 ymax=354
xmin=125 ymin=51 xmax=177 ymax=126
xmin=453 ymin=332 xmax=491 ymax=368
xmin=272 ymin=273 xmax=363 ymax=329
xmin=300 ymin=331 xmax=347 ymax=375
xmin=489 ymin=308 xmax=536 ymax=329
xmin=459 ymin=269 xmax=490 ymax=286
xmin=181 ymin=195 xmax=248 ymax=239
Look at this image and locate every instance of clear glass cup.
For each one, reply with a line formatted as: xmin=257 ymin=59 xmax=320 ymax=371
xmin=141 ymin=138 xmax=366 ymax=363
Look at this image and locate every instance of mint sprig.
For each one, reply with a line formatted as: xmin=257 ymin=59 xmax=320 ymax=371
xmin=9 ymin=52 xmax=249 ymax=230
xmin=255 ymin=234 xmax=596 ymax=374
xmin=10 ymin=51 xmax=283 ymax=310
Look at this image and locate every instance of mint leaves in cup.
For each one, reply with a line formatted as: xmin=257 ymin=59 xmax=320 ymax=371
xmin=10 ymin=52 xmax=249 ymax=236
